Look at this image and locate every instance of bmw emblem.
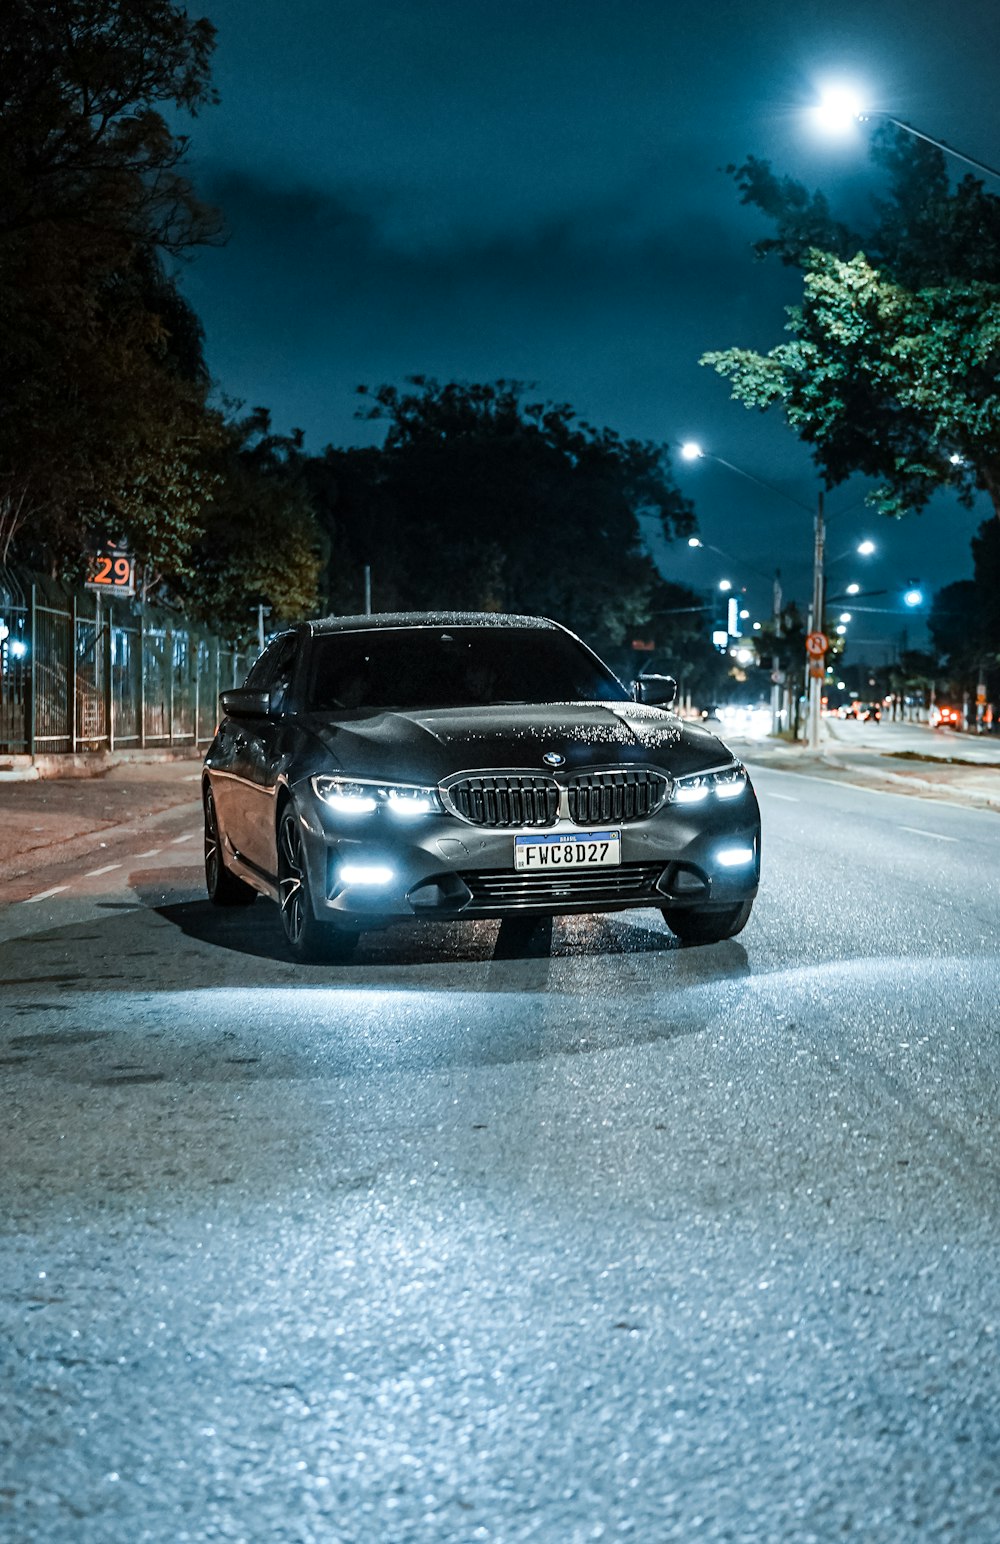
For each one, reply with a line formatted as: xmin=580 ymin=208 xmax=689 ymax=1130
xmin=543 ymin=751 xmax=565 ymax=767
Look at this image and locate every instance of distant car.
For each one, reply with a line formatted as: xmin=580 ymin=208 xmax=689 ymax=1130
xmin=838 ymin=701 xmax=880 ymax=722
xmin=203 ymin=612 xmax=761 ymax=960
xmin=931 ymin=704 xmax=962 ymax=729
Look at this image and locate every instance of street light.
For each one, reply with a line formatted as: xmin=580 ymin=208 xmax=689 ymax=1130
xmin=679 ymin=439 xmax=818 ymax=740
xmin=680 ymin=442 xmax=883 ymax=747
xmin=812 ymin=85 xmax=1000 ymax=183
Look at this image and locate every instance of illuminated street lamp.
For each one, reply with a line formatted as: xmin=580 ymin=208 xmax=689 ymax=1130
xmin=812 ymin=85 xmax=1000 ymax=183
xmin=904 ymin=587 xmax=924 ymax=608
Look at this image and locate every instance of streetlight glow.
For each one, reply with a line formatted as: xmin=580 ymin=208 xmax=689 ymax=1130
xmin=904 ymin=588 xmax=924 ymax=608
xmin=857 ymin=540 xmax=876 ymax=556
xmin=839 ymin=612 xmax=852 ymax=623
xmin=680 ymin=442 xmax=704 ymax=461
xmin=687 ymin=536 xmax=703 ymax=548
xmin=811 ymin=86 xmax=1000 ymax=184
xmin=835 ymin=625 xmax=847 ymax=636
xmin=813 ymin=84 xmax=866 ymax=134
xmin=719 ymin=579 xmax=732 ymax=592
xmin=846 ymin=583 xmax=860 ymax=595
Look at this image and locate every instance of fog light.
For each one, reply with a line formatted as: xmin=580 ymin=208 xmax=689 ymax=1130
xmin=717 ymin=846 xmax=754 ymax=868
xmin=338 ymin=864 xmax=394 ymax=886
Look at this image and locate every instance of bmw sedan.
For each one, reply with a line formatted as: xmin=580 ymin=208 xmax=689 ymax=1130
xmin=203 ymin=612 xmax=761 ymax=961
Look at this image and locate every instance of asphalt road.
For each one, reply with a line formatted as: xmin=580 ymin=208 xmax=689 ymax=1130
xmin=1 ymin=761 xmax=999 ymax=1542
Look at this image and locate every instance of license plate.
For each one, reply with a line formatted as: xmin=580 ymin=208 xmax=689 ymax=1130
xmin=514 ymin=831 xmax=621 ymax=871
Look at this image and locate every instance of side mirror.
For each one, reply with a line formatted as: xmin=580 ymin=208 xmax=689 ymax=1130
xmin=632 ymin=673 xmax=677 ymax=708
xmin=220 ymin=687 xmax=272 ymax=719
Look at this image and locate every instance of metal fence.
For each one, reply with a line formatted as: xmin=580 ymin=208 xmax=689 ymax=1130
xmin=0 ymin=569 xmax=253 ymax=757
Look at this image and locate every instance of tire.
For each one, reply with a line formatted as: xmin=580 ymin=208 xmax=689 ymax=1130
xmin=277 ymin=808 xmax=359 ymax=963
xmin=661 ymin=898 xmax=753 ymax=945
xmin=204 ymin=786 xmax=257 ymax=906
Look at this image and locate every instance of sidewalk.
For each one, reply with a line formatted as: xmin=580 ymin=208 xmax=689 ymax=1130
xmin=741 ymin=733 xmax=1000 ymax=812
xmin=0 ymin=755 xmax=204 ymax=881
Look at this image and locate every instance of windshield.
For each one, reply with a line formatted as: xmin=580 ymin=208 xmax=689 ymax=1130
xmin=306 ymin=626 xmax=629 ymax=712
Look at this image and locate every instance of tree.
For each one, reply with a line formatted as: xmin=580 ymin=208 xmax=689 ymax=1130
xmin=318 ymin=378 xmax=695 ymax=654
xmin=0 ymin=0 xmax=223 ymax=571
xmin=184 ymin=409 xmax=323 ymax=642
xmin=703 ymin=251 xmax=1000 ymax=520
xmin=702 ymin=129 xmax=1000 ymax=522
xmin=632 ymin=577 xmax=737 ymax=703
xmin=0 ymin=0 xmax=220 ymax=256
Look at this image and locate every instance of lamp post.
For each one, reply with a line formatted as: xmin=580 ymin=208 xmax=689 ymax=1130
xmin=680 ymin=442 xmax=821 ymax=740
xmin=680 ymin=442 xmax=880 ymax=746
xmin=812 ymin=87 xmax=1000 ymax=184
xmin=807 ymin=494 xmax=825 ymax=749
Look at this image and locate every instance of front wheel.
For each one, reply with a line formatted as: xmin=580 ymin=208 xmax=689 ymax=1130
xmin=662 ymin=898 xmax=753 ymax=945
xmin=277 ymin=808 xmax=359 ymax=963
xmin=204 ymin=787 xmax=257 ymax=906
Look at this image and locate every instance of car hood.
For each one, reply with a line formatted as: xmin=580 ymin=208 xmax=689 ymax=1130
xmin=300 ymin=701 xmax=738 ymax=783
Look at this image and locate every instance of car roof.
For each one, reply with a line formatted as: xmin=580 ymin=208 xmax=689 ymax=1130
xmin=305 ymin=611 xmax=562 ymax=636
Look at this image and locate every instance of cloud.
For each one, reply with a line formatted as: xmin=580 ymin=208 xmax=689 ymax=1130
xmin=178 ymin=167 xmax=795 ymax=445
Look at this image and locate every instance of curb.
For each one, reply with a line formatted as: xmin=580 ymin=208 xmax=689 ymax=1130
xmin=0 ymin=747 xmax=205 ymax=783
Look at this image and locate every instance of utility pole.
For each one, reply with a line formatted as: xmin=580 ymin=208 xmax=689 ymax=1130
xmin=253 ymin=603 xmax=271 ymax=654
xmin=363 ymin=565 xmax=372 ymax=616
xmin=807 ymin=492 xmax=825 ymax=750
xmin=770 ymin=569 xmax=783 ymax=736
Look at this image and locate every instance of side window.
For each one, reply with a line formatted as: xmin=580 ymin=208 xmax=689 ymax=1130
xmin=244 ymin=634 xmax=298 ymax=702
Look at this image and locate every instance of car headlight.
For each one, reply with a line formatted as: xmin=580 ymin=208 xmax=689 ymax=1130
xmin=671 ymin=763 xmax=748 ymax=804
xmin=311 ymin=775 xmax=444 ymax=817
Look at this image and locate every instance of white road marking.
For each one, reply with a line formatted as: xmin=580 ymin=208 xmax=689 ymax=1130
xmin=766 ymin=792 xmax=799 ymax=802
xmin=23 ymin=886 xmax=69 ymax=904
xmin=84 ymin=863 xmax=122 ymax=877
xmin=135 ymin=849 xmax=161 ymax=858
xmin=900 ymin=826 xmax=958 ymax=843
xmin=170 ymin=832 xmax=197 ymax=844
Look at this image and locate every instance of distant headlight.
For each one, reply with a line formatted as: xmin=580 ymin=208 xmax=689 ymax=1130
xmin=671 ymin=764 xmax=748 ymax=805
xmin=311 ymin=775 xmax=444 ymax=817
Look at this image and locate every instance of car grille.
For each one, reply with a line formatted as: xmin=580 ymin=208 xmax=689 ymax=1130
xmin=461 ymin=862 xmax=663 ymax=910
xmin=445 ymin=774 xmax=559 ymax=828
xmin=566 ymin=769 xmax=669 ymax=824
xmin=445 ymin=768 xmax=670 ymax=828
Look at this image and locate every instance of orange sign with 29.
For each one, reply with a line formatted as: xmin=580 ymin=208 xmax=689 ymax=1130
xmin=86 ymin=548 xmax=135 ymax=597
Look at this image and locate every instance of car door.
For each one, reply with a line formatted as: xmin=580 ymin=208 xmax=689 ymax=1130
xmin=235 ymin=633 xmax=300 ymax=876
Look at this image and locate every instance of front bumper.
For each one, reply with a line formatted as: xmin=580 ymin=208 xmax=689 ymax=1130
xmin=293 ymin=778 xmax=761 ymax=925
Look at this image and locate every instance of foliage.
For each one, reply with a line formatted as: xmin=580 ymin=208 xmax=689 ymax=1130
xmin=184 ymin=410 xmax=323 ymax=642
xmin=0 ymin=0 xmax=223 ymax=572
xmin=0 ymin=0 xmax=220 ymax=256
xmin=704 ymin=128 xmax=1000 ymax=522
xmin=929 ymin=519 xmax=1000 ymax=676
xmin=727 ymin=126 xmax=1000 ymax=287
xmin=309 ymin=378 xmax=695 ymax=655
xmin=703 ymin=250 xmax=1000 ymax=519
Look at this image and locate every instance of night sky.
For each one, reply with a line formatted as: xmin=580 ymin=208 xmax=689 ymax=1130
xmin=177 ymin=0 xmax=1000 ymax=659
